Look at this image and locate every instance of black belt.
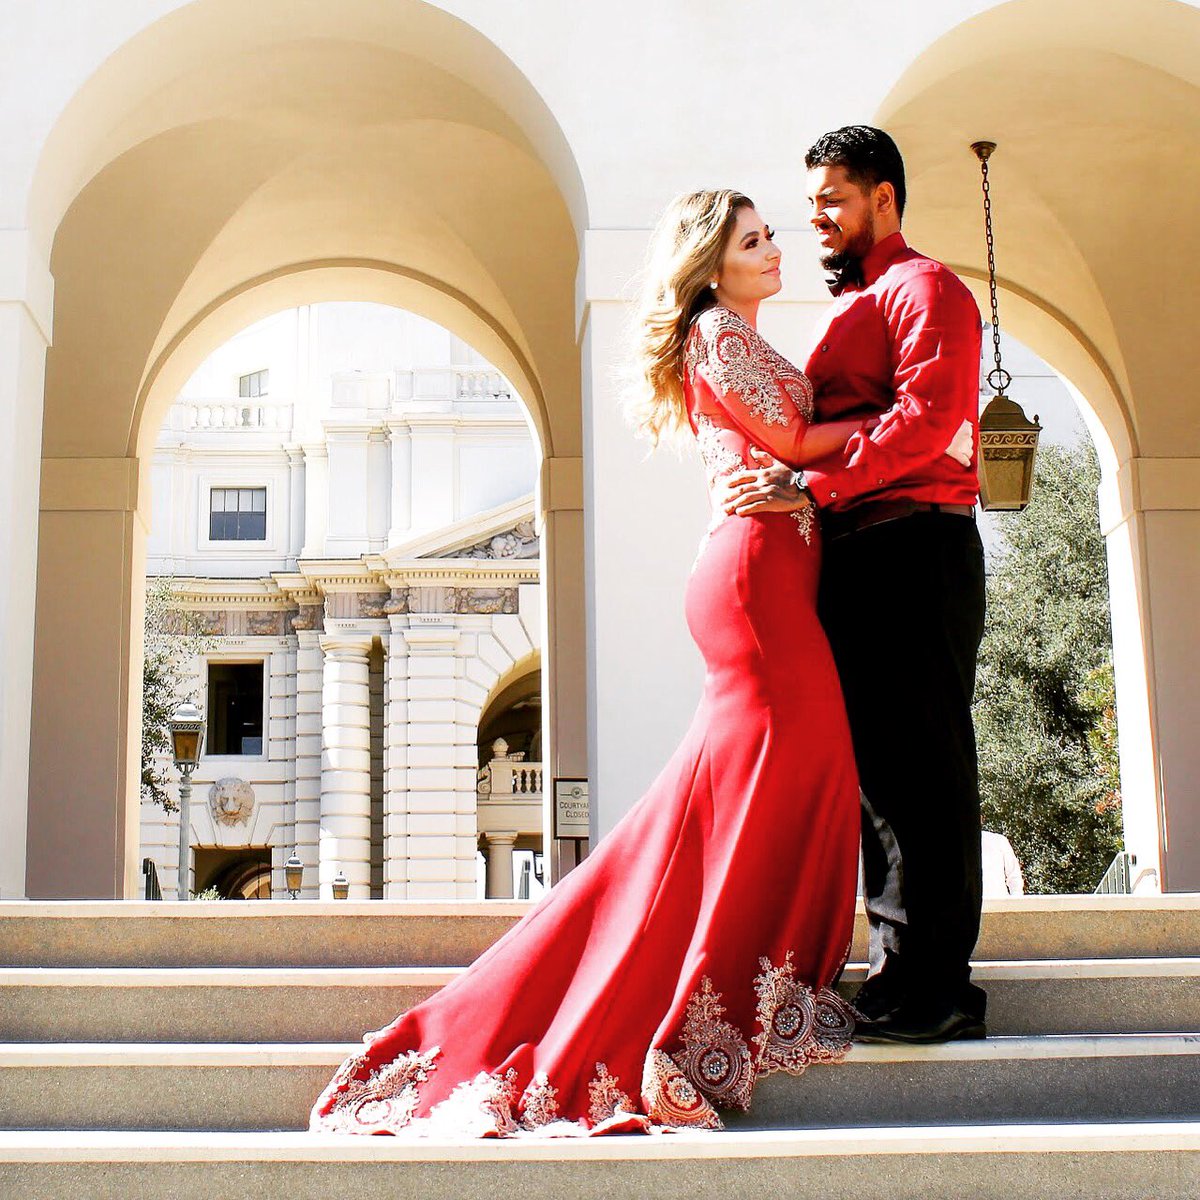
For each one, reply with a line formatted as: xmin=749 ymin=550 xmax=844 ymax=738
xmin=822 ymin=499 xmax=975 ymax=541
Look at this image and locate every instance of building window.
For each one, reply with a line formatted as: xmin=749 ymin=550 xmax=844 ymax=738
xmin=209 ymin=487 xmax=266 ymax=541
xmin=207 ymin=662 xmax=264 ymax=756
xmin=239 ymin=369 xmax=269 ymax=398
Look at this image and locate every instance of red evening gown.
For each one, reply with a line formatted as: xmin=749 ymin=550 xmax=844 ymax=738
xmin=309 ymin=304 xmax=861 ymax=1138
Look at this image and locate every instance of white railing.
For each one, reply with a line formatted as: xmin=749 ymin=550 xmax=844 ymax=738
xmin=456 ymin=370 xmax=511 ymax=402
xmin=477 ymin=738 xmax=543 ymax=800
xmin=167 ymin=397 xmax=295 ymax=432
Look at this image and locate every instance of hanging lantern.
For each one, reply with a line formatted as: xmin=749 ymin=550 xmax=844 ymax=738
xmin=972 ymin=141 xmax=1041 ymax=511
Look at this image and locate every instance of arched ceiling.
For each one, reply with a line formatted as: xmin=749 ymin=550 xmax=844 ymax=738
xmin=38 ymin=6 xmax=584 ymax=467
xmin=877 ymin=0 xmax=1200 ymax=464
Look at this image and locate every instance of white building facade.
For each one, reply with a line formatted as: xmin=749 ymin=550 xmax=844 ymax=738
xmin=142 ymin=304 xmax=547 ymax=900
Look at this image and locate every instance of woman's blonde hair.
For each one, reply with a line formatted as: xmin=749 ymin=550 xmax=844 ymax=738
xmin=627 ymin=189 xmax=753 ymax=445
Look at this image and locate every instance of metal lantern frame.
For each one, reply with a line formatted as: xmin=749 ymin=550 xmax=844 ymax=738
xmin=972 ymin=140 xmax=1042 ymax=511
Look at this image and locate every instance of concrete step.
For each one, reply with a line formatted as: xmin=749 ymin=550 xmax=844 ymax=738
xmin=2 ymin=959 xmax=1198 ymax=1043
xmin=1 ymin=895 xmax=1197 ymax=968
xmin=1 ymin=1124 xmax=1198 ymax=1200
xmin=1 ymin=1035 xmax=1196 ymax=1133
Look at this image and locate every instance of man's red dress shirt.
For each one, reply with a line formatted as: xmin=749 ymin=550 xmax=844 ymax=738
xmin=801 ymin=232 xmax=982 ymax=511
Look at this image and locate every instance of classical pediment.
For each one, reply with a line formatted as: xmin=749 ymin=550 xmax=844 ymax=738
xmin=379 ymin=495 xmax=538 ymax=564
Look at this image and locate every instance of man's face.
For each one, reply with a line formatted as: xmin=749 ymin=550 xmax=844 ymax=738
xmin=806 ymin=164 xmax=876 ymax=270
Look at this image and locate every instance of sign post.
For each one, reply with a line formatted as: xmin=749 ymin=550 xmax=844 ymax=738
xmin=553 ymin=778 xmax=589 ymax=875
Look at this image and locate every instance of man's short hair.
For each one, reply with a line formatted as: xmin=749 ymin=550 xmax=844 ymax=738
xmin=805 ymin=125 xmax=907 ymax=219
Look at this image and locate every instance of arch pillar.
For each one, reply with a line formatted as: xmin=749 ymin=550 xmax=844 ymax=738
xmin=1100 ymin=457 xmax=1200 ymax=892
xmin=540 ymin=455 xmax=589 ymax=881
xmin=27 ymin=453 xmax=148 ymax=898
xmin=0 ymin=230 xmax=52 ymax=898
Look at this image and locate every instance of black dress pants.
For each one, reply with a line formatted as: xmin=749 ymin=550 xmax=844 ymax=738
xmin=818 ymin=511 xmax=987 ymax=1021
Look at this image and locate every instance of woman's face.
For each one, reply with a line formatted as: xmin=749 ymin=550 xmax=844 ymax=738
xmin=715 ymin=206 xmax=782 ymax=304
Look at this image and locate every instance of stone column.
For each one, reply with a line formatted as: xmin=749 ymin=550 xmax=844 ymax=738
xmin=483 ymin=831 xmax=518 ymax=898
xmin=273 ymin=640 xmax=298 ymax=897
xmin=383 ymin=621 xmax=481 ymax=899
xmin=319 ymin=628 xmax=375 ymax=898
xmin=292 ymin=628 xmax=324 ymax=897
xmin=382 ymin=618 xmax=409 ymax=898
xmin=284 ymin=444 xmax=306 ymax=566
xmin=29 ymin=457 xmax=148 ymax=899
xmin=1100 ymin=458 xmax=1200 ymax=891
xmin=0 ymin=231 xmax=51 ymax=898
xmin=541 ymin=459 xmax=589 ymax=883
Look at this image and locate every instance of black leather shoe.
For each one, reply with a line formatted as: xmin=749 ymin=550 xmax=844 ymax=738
xmin=853 ymin=1007 xmax=986 ymax=1045
xmin=851 ymin=986 xmax=901 ymax=1024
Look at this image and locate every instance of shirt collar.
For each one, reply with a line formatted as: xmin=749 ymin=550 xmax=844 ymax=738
xmin=861 ymin=231 xmax=908 ymax=286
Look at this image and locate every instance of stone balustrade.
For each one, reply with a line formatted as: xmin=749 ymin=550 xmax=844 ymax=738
xmin=166 ymin=397 xmax=296 ymax=432
xmin=455 ymin=369 xmax=510 ymax=401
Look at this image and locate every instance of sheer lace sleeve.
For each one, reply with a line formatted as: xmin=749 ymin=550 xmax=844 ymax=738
xmin=684 ymin=307 xmax=813 ymax=469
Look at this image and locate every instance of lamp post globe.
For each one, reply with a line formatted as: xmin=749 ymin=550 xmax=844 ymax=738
xmin=168 ymin=702 xmax=205 ymax=769
xmin=285 ymin=852 xmax=304 ymax=899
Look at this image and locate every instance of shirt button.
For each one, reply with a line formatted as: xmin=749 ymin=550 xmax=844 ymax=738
xmin=830 ymin=490 xmax=838 ymax=498
xmin=877 ymin=478 xmax=884 ymax=485
xmin=821 ymin=344 xmax=830 ymax=352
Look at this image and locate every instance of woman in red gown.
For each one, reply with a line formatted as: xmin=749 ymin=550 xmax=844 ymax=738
xmin=309 ymin=191 xmax=867 ymax=1138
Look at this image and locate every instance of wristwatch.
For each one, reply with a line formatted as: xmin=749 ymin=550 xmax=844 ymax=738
xmin=791 ymin=469 xmax=815 ymax=504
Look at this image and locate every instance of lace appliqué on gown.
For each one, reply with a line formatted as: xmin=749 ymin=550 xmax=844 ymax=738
xmin=692 ymin=414 xmax=815 ymax=561
xmin=684 ymin=306 xmax=815 ymax=425
xmin=671 ymin=977 xmax=753 ymax=1112
xmin=312 ymin=1045 xmax=439 ymax=1133
xmin=790 ymin=506 xmax=816 ymax=545
xmin=312 ymin=955 xmax=853 ymax=1139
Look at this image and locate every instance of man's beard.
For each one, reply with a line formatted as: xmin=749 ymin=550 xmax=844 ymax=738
xmin=819 ymin=213 xmax=876 ymax=290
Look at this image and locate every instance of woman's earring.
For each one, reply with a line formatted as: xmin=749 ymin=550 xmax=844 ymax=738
xmin=709 ymin=281 xmax=718 ymax=290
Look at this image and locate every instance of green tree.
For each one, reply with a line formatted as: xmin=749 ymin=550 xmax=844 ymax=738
xmin=974 ymin=441 xmax=1123 ymax=893
xmin=141 ymin=579 xmax=210 ymax=813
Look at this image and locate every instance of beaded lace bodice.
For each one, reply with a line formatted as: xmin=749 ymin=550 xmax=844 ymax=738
xmin=684 ymin=307 xmax=816 ymax=547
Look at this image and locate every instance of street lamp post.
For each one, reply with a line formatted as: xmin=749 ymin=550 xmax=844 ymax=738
xmin=169 ymin=702 xmax=205 ymax=901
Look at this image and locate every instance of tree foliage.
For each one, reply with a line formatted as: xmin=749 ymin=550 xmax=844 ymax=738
xmin=974 ymin=441 xmax=1122 ymax=893
xmin=141 ymin=580 xmax=210 ymax=813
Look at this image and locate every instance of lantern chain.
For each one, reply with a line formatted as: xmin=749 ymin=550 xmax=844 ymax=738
xmin=979 ymin=153 xmax=1012 ymax=395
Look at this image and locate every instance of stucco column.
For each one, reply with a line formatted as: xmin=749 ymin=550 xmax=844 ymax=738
xmin=483 ymin=831 xmax=517 ymax=898
xmin=540 ymin=458 xmax=589 ymax=883
xmin=318 ymin=627 xmax=374 ymax=898
xmin=1100 ymin=458 xmax=1200 ymax=891
xmin=292 ymin=627 xmax=324 ymax=897
xmin=29 ymin=456 xmax=147 ymax=899
xmin=384 ymin=621 xmax=479 ymax=899
xmin=284 ymin=444 xmax=306 ymax=565
xmin=0 ymin=230 xmax=51 ymax=898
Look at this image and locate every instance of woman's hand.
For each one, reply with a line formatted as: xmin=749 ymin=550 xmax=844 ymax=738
xmin=715 ymin=447 xmax=811 ymax=516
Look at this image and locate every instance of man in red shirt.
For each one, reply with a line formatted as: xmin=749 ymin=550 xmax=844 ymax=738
xmin=723 ymin=126 xmax=987 ymax=1043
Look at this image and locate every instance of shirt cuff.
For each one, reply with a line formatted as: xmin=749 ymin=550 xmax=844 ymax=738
xmin=800 ymin=466 xmax=847 ymax=509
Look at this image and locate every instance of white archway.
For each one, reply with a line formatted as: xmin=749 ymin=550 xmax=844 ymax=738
xmin=23 ymin=0 xmax=589 ymax=898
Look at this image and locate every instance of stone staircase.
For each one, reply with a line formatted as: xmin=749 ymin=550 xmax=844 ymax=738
xmin=0 ymin=896 xmax=1197 ymax=1198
